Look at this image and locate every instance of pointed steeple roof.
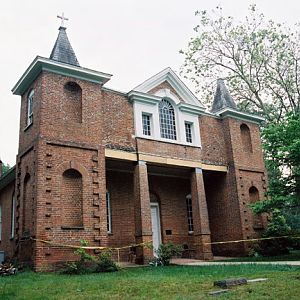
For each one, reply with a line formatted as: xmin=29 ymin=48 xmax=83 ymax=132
xmin=211 ymin=79 xmax=237 ymax=113
xmin=50 ymin=26 xmax=80 ymax=67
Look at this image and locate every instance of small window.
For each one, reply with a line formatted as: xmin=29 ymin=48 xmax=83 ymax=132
xmin=186 ymin=194 xmax=194 ymax=233
xmin=106 ymin=191 xmax=112 ymax=233
xmin=159 ymin=99 xmax=177 ymax=140
xmin=142 ymin=114 xmax=151 ymax=136
xmin=27 ymin=90 xmax=34 ymax=126
xmin=185 ymin=122 xmax=193 ymax=143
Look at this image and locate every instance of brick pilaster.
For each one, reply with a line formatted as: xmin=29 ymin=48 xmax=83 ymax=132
xmin=191 ymin=168 xmax=213 ymax=260
xmin=134 ymin=161 xmax=152 ymax=264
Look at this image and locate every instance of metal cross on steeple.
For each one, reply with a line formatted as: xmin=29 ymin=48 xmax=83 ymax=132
xmin=57 ymin=12 xmax=69 ymax=27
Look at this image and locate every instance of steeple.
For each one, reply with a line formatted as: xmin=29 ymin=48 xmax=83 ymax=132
xmin=49 ymin=19 xmax=80 ymax=67
xmin=211 ymin=79 xmax=237 ymax=113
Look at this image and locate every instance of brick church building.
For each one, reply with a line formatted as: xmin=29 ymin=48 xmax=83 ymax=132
xmin=0 ymin=24 xmax=267 ymax=270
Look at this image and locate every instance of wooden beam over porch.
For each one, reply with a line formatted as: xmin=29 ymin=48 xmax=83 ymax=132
xmin=105 ymin=149 xmax=228 ymax=172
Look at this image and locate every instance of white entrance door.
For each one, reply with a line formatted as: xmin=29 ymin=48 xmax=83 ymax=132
xmin=151 ymin=203 xmax=161 ymax=255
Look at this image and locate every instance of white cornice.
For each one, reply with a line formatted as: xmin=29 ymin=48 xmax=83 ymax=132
xmin=215 ymin=108 xmax=265 ymax=124
xmin=127 ymin=90 xmax=161 ymax=105
xmin=12 ymin=56 xmax=112 ymax=95
xmin=133 ymin=67 xmax=205 ymax=108
xmin=178 ymin=103 xmax=206 ymax=115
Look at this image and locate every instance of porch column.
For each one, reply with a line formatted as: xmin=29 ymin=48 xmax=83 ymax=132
xmin=134 ymin=161 xmax=152 ymax=264
xmin=191 ymin=168 xmax=213 ymax=260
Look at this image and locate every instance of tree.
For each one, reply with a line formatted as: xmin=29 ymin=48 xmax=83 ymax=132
xmin=180 ymin=5 xmax=300 ymax=122
xmin=1 ymin=162 xmax=10 ymax=176
xmin=253 ymin=113 xmax=300 ymax=230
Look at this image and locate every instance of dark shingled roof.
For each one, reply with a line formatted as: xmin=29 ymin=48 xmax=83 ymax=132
xmin=50 ymin=26 xmax=80 ymax=67
xmin=211 ymin=79 xmax=237 ymax=113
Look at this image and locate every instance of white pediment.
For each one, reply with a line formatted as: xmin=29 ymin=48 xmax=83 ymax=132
xmin=133 ymin=67 xmax=205 ymax=108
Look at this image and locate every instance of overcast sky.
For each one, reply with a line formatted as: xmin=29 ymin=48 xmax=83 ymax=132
xmin=1 ymin=0 xmax=299 ymax=165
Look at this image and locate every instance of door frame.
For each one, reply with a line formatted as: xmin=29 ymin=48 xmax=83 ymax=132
xmin=150 ymin=202 xmax=162 ymax=254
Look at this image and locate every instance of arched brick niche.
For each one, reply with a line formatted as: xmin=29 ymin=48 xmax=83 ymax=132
xmin=240 ymin=123 xmax=253 ymax=153
xmin=61 ymin=168 xmax=83 ymax=227
xmin=63 ymin=81 xmax=82 ymax=123
xmin=249 ymin=186 xmax=263 ymax=229
xmin=23 ymin=173 xmax=31 ymax=234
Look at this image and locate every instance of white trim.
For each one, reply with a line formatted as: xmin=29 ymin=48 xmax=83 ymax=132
xmin=106 ymin=191 xmax=112 ymax=234
xmin=215 ymin=107 xmax=265 ymax=124
xmin=12 ymin=56 xmax=112 ymax=95
xmin=133 ymin=67 xmax=205 ymax=107
xmin=133 ymin=95 xmax=201 ymax=147
xmin=11 ymin=194 xmax=15 ymax=239
xmin=27 ymin=89 xmax=34 ymax=126
xmin=150 ymin=202 xmax=162 ymax=253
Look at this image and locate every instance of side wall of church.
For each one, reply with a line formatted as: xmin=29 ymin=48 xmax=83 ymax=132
xmin=0 ymin=181 xmax=15 ymax=260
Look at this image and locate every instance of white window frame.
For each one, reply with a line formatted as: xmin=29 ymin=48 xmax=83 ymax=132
xmin=186 ymin=194 xmax=194 ymax=233
xmin=27 ymin=89 xmax=34 ymax=126
xmin=133 ymin=91 xmax=201 ymax=147
xmin=11 ymin=194 xmax=16 ymax=239
xmin=185 ymin=122 xmax=193 ymax=143
xmin=106 ymin=191 xmax=112 ymax=234
xmin=159 ymin=99 xmax=177 ymax=140
xmin=142 ymin=113 xmax=152 ymax=136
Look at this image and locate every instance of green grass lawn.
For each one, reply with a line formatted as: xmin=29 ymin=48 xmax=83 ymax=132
xmin=216 ymin=250 xmax=300 ymax=262
xmin=0 ymin=265 xmax=300 ymax=300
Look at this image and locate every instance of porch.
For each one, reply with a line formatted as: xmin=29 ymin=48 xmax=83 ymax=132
xmin=105 ymin=158 xmax=228 ymax=263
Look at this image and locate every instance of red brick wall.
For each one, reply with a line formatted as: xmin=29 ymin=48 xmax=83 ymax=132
xmin=148 ymin=81 xmax=185 ymax=103
xmin=137 ymin=138 xmax=201 ymax=161
xmin=148 ymin=175 xmax=192 ymax=247
xmin=11 ymin=67 xmax=268 ymax=268
xmin=61 ymin=169 xmax=83 ymax=227
xmin=199 ymin=116 xmax=227 ymax=165
xmin=0 ymin=182 xmax=15 ymax=260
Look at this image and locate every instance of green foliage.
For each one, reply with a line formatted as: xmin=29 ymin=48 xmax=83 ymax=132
xmin=149 ymin=242 xmax=183 ymax=266
xmin=252 ymin=114 xmax=300 ymax=230
xmin=258 ymin=209 xmax=293 ymax=256
xmin=95 ymin=250 xmax=118 ymax=273
xmin=61 ymin=240 xmax=95 ymax=275
xmin=74 ymin=240 xmax=95 ymax=263
xmin=1 ymin=163 xmax=10 ymax=176
xmin=61 ymin=241 xmax=118 ymax=275
xmin=181 ymin=5 xmax=300 ymax=122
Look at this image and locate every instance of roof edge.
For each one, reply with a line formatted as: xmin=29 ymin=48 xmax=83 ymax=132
xmin=12 ymin=56 xmax=112 ymax=95
xmin=0 ymin=166 xmax=16 ymax=192
xmin=215 ymin=107 xmax=265 ymax=124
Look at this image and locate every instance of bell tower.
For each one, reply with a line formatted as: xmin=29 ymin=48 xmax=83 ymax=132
xmin=12 ymin=16 xmax=112 ymax=270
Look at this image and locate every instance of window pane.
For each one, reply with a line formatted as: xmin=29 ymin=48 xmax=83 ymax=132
xmin=186 ymin=196 xmax=194 ymax=232
xmin=27 ymin=90 xmax=34 ymax=125
xmin=159 ymin=99 xmax=177 ymax=140
xmin=142 ymin=114 xmax=151 ymax=136
xmin=185 ymin=122 xmax=193 ymax=143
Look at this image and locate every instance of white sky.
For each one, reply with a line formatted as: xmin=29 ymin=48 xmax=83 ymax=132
xmin=1 ymin=0 xmax=299 ymax=165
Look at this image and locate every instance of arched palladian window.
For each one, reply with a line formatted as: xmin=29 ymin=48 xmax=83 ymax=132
xmin=240 ymin=124 xmax=253 ymax=153
xmin=159 ymin=99 xmax=177 ymax=140
xmin=61 ymin=168 xmax=83 ymax=227
xmin=63 ymin=82 xmax=82 ymax=123
xmin=27 ymin=89 xmax=34 ymax=126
